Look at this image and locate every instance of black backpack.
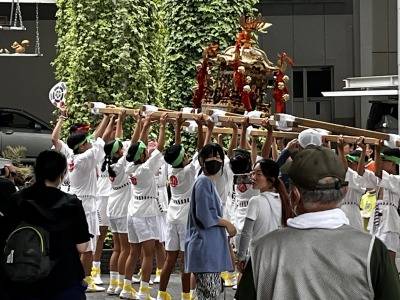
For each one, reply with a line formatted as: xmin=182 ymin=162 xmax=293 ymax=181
xmin=2 ymin=207 xmax=52 ymax=283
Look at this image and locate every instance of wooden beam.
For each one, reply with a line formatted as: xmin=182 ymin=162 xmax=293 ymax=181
xmin=146 ymin=110 xmax=209 ymax=120
xmin=90 ymin=105 xmax=139 ymax=116
xmin=323 ymin=135 xmax=380 ymax=145
xmin=275 ymin=114 xmax=390 ymax=140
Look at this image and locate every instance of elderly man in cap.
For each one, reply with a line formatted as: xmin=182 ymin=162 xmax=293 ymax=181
xmin=236 ymin=146 xmax=400 ymax=300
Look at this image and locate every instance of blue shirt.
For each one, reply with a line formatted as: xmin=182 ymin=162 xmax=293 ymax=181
xmin=184 ymin=175 xmax=233 ymax=273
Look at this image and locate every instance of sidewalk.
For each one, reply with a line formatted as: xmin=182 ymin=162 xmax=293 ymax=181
xmin=86 ymin=274 xmax=236 ymax=299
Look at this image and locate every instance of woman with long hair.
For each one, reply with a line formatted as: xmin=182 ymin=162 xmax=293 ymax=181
xmin=236 ymin=158 xmax=292 ymax=272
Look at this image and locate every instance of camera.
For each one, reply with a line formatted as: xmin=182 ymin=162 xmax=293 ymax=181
xmin=233 ymin=173 xmax=252 ymax=185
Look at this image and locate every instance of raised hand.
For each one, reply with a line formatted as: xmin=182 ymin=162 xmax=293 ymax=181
xmin=160 ymin=113 xmax=168 ymax=126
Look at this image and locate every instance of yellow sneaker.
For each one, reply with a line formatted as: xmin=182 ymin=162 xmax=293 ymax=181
xmin=84 ymin=276 xmax=105 ymax=292
xmin=224 ymin=272 xmax=237 ymax=287
xmin=115 ymin=280 xmax=124 ymax=294
xmin=106 ymin=278 xmax=119 ymax=295
xmin=119 ymin=284 xmax=139 ymax=300
xmin=220 ymin=271 xmax=228 ymax=281
xmin=181 ymin=292 xmax=191 ymax=300
xmin=91 ymin=266 xmax=103 ymax=285
xmin=153 ymin=268 xmax=162 ymax=283
xmin=156 ymin=290 xmax=172 ymax=300
xmin=138 ymin=286 xmax=155 ymax=300
xmin=132 ymin=269 xmax=141 ymax=283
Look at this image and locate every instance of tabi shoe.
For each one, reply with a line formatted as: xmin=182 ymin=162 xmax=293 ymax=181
xmin=119 ymin=284 xmax=139 ymax=300
xmin=84 ymin=276 xmax=105 ymax=292
xmin=91 ymin=266 xmax=103 ymax=285
xmin=156 ymin=290 xmax=172 ymax=300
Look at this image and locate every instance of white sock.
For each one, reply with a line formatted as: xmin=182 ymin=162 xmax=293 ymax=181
xmin=110 ymin=271 xmax=118 ymax=281
xmin=123 ymin=279 xmax=132 ymax=287
xmin=118 ymin=274 xmax=124 ymax=283
xmin=140 ymin=281 xmax=149 ymax=289
xmin=93 ymin=261 xmax=101 ymax=268
xmin=190 ymin=289 xmax=195 ymax=295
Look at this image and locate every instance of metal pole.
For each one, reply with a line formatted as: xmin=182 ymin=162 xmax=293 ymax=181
xmin=398 ymin=0 xmax=400 ymax=134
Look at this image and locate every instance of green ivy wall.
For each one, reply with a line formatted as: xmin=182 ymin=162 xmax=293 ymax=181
xmin=53 ymin=0 xmax=258 ymax=129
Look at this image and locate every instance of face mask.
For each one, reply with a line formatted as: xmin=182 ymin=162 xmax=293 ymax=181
xmin=204 ymin=160 xmax=222 ymax=175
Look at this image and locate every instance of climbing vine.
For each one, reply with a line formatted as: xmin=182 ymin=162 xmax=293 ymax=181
xmin=52 ymin=0 xmax=259 ymax=141
xmin=162 ymin=0 xmax=259 ymax=110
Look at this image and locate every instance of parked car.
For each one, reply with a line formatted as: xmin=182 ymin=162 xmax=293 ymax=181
xmin=0 ymin=108 xmax=52 ymax=163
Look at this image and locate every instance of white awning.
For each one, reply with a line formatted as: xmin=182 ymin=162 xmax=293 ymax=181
xmin=322 ymin=90 xmax=398 ymax=97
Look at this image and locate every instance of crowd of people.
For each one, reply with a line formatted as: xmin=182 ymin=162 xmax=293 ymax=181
xmin=1 ymin=110 xmax=400 ymax=300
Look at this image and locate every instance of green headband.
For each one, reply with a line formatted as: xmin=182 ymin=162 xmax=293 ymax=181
xmin=171 ymin=147 xmax=185 ymax=167
xmin=381 ymin=154 xmax=400 ymax=165
xmin=133 ymin=141 xmax=147 ymax=162
xmin=346 ymin=154 xmax=359 ymax=163
xmin=87 ymin=133 xmax=94 ymax=142
xmin=111 ymin=139 xmax=122 ymax=157
xmin=73 ymin=135 xmax=90 ymax=150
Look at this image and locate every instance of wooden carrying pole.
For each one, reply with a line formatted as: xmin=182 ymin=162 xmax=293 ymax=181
xmin=89 ymin=103 xmax=139 ymax=116
xmin=323 ymin=135 xmax=380 ymax=145
xmin=275 ymin=114 xmax=390 ymax=141
xmin=199 ymin=127 xmax=383 ymax=145
xmin=145 ymin=110 xmax=208 ymax=120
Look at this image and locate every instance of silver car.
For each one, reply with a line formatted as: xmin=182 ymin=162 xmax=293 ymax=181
xmin=0 ymin=108 xmax=52 ymax=163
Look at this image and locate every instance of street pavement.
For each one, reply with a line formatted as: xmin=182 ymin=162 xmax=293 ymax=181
xmin=87 ymin=274 xmax=236 ymax=300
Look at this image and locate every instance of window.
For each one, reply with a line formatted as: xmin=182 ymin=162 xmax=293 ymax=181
xmin=306 ymin=68 xmax=332 ymax=97
xmin=293 ymin=70 xmax=304 ymax=98
xmin=0 ymin=112 xmax=37 ymax=129
xmin=292 ymin=66 xmax=333 ymax=99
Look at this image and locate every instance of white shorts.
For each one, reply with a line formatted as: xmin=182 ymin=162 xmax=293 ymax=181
xmin=86 ymin=211 xmax=100 ymax=252
xmin=165 ymin=222 xmax=186 ymax=252
xmin=127 ymin=216 xmax=160 ymax=244
xmin=157 ymin=214 xmax=167 ymax=243
xmin=97 ymin=196 xmax=110 ymax=227
xmin=109 ymin=217 xmax=128 ymax=233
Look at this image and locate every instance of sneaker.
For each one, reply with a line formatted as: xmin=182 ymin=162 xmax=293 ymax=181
xmin=132 ymin=274 xmax=141 ymax=283
xmin=91 ymin=266 xmax=103 ymax=285
xmin=189 ymin=291 xmax=197 ymax=300
xmin=232 ymin=284 xmax=237 ymax=290
xmin=181 ymin=292 xmax=191 ymax=300
xmin=223 ymin=272 xmax=237 ymax=287
xmin=84 ymin=276 xmax=105 ymax=293
xmin=156 ymin=290 xmax=172 ymax=300
xmin=119 ymin=284 xmax=139 ymax=300
xmin=153 ymin=268 xmax=162 ymax=284
xmin=137 ymin=286 xmax=155 ymax=300
xmin=115 ymin=281 xmax=124 ymax=295
xmin=107 ymin=279 xmax=119 ymax=295
xmin=132 ymin=269 xmax=141 ymax=283
xmin=132 ymin=276 xmax=153 ymax=285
